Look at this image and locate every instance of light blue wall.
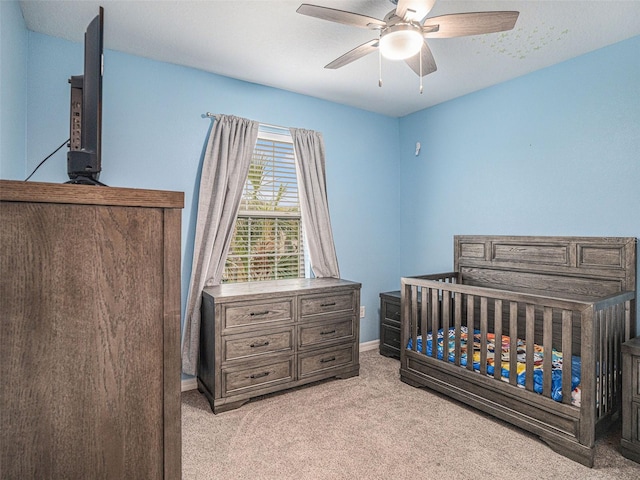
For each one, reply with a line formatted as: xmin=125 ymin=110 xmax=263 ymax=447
xmin=4 ymin=0 xmax=639 ymax=352
xmin=398 ymin=35 xmax=640 ymax=327
xmin=10 ymin=28 xmax=401 ymax=348
xmin=0 ymin=0 xmax=28 ymax=179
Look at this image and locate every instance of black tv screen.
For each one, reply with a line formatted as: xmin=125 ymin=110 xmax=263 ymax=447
xmin=67 ymin=7 xmax=104 ymax=185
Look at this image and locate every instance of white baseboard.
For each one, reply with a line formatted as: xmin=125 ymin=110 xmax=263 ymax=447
xmin=359 ymin=339 xmax=379 ymax=352
xmin=181 ymin=377 xmax=198 ymax=392
xmin=181 ymin=339 xmax=381 ymax=392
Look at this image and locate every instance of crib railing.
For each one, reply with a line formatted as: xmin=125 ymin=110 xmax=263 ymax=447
xmin=591 ymin=293 xmax=635 ymax=421
xmin=401 ymin=275 xmax=634 ymax=414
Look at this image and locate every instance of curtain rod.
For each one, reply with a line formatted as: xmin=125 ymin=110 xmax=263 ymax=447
xmin=205 ymin=112 xmax=291 ymax=133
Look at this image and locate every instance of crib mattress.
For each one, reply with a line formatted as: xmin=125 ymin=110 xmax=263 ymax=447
xmin=407 ymin=327 xmax=582 ymax=406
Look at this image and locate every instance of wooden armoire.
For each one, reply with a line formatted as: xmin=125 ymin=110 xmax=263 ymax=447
xmin=0 ymin=180 xmax=183 ymax=479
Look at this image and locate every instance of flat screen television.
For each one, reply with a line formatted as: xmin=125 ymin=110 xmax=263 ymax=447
xmin=67 ymin=7 xmax=104 ymax=185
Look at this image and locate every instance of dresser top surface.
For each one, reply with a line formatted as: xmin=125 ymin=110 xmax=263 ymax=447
xmin=0 ymin=180 xmax=183 ymax=208
xmin=203 ymin=278 xmax=360 ymax=301
xmin=380 ymin=290 xmax=401 ymax=299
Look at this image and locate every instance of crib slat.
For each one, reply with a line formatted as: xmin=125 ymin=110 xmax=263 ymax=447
xmin=615 ymin=303 xmax=625 ymax=405
xmin=509 ymin=302 xmax=518 ymax=386
xmin=525 ymin=304 xmax=535 ymax=392
xmin=494 ymin=299 xmax=503 ymax=381
xmin=604 ymin=307 xmax=611 ymax=412
xmin=411 ymin=285 xmax=419 ymax=352
xmin=431 ymin=288 xmax=439 ymax=359
xmin=612 ymin=304 xmax=620 ymax=407
xmin=611 ymin=305 xmax=618 ymax=409
xmin=442 ymin=291 xmax=451 ymax=362
xmin=597 ymin=310 xmax=607 ymax=415
xmin=480 ymin=297 xmax=488 ymax=375
xmin=454 ymin=292 xmax=462 ymax=367
xmin=467 ymin=295 xmax=475 ymax=371
xmin=421 ymin=287 xmax=428 ymax=355
xmin=543 ymin=307 xmax=553 ymax=398
xmin=598 ymin=309 xmax=604 ymax=414
xmin=597 ymin=309 xmax=604 ymax=417
xmin=624 ymin=300 xmax=631 ymax=341
xmin=612 ymin=305 xmax=619 ymax=408
xmin=561 ymin=310 xmax=572 ymax=405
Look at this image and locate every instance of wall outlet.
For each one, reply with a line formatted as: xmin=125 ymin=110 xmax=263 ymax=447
xmin=360 ymin=306 xmax=365 ymax=318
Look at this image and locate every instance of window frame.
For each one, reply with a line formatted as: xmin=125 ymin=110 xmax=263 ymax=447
xmin=222 ymin=128 xmax=308 ymax=283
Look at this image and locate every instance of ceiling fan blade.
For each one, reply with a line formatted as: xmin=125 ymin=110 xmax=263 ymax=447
xmin=404 ymin=41 xmax=437 ymax=77
xmin=423 ymin=11 xmax=519 ymax=38
xmin=395 ymin=0 xmax=437 ymax=23
xmin=297 ymin=4 xmax=385 ymax=29
xmin=325 ymin=39 xmax=379 ymax=69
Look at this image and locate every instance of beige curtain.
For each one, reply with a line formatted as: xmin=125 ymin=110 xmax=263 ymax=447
xmin=181 ymin=115 xmax=259 ymax=375
xmin=289 ymin=128 xmax=340 ymax=278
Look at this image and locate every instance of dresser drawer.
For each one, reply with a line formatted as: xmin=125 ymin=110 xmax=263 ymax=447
xmin=224 ymin=298 xmax=293 ymax=329
xmin=381 ymin=320 xmax=401 ymax=351
xmin=299 ymin=317 xmax=354 ymax=348
xmin=633 ymin=402 xmax=640 ymax=443
xmin=383 ymin=300 xmax=401 ymax=322
xmin=298 ymin=344 xmax=354 ymax=378
xmin=222 ymin=357 xmax=294 ymax=396
xmin=223 ymin=328 xmax=294 ymax=362
xmin=300 ymin=291 xmax=355 ymax=318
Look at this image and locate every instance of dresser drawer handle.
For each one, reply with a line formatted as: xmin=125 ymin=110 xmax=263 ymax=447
xmin=320 ymin=330 xmax=337 ymax=336
xmin=320 ymin=356 xmax=336 ymax=364
xmin=247 ymin=371 xmax=270 ymax=379
xmin=250 ymin=340 xmax=270 ymax=348
xmin=320 ymin=302 xmax=336 ymax=307
xmin=250 ymin=310 xmax=270 ymax=317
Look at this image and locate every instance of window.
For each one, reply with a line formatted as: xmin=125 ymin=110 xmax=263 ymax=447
xmin=222 ymin=129 xmax=305 ymax=283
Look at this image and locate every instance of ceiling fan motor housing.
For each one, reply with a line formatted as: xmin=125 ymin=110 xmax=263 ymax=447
xmin=379 ymin=22 xmax=424 ymax=60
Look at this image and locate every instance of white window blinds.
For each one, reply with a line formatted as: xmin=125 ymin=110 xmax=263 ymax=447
xmin=222 ymin=130 xmax=305 ymax=283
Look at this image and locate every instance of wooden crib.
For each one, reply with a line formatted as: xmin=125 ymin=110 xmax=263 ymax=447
xmin=400 ymin=235 xmax=636 ymax=467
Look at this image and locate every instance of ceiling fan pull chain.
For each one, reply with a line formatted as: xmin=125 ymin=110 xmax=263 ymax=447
xmin=378 ymin=39 xmax=383 ymax=87
xmin=419 ymin=43 xmax=424 ymax=94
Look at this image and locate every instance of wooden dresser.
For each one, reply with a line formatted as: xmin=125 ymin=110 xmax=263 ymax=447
xmin=0 ymin=180 xmax=183 ymax=479
xmin=622 ymin=337 xmax=640 ymax=463
xmin=197 ymin=278 xmax=361 ymax=413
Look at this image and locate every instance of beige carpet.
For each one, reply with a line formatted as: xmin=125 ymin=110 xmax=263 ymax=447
xmin=182 ymin=350 xmax=640 ymax=479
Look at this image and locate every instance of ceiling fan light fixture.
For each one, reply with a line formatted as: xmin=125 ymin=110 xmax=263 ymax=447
xmin=379 ymin=24 xmax=423 ymax=60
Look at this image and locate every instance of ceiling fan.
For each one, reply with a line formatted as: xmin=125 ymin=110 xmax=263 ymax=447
xmin=297 ymin=0 xmax=519 ymax=90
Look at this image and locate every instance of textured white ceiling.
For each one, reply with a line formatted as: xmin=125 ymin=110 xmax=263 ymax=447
xmin=19 ymin=0 xmax=640 ymax=117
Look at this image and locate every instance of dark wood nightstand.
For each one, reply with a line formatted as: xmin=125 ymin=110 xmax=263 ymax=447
xmin=379 ymin=291 xmax=401 ymax=358
xmin=622 ymin=337 xmax=640 ymax=463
